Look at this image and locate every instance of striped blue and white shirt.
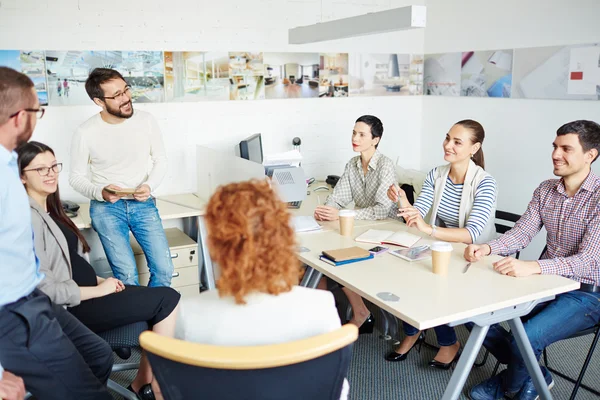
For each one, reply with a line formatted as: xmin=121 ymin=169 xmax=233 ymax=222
xmin=413 ymin=168 xmax=497 ymax=243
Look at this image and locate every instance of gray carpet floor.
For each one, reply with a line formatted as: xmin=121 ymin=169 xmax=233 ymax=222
xmin=110 ymin=322 xmax=600 ymax=400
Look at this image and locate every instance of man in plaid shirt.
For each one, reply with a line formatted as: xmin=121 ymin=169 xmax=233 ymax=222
xmin=465 ymin=120 xmax=600 ymax=400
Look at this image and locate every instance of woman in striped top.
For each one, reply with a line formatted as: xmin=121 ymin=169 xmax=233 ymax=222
xmin=385 ymin=119 xmax=497 ymax=369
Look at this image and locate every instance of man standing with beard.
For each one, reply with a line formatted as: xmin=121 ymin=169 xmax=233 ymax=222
xmin=0 ymin=67 xmax=113 ymax=399
xmin=70 ymin=68 xmax=173 ymax=288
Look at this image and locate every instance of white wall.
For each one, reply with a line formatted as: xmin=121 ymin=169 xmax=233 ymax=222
xmin=0 ymin=0 xmax=425 ymax=204
xmin=421 ymin=0 xmax=600 ymax=259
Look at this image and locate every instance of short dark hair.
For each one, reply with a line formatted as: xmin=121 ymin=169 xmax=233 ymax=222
xmin=85 ymin=68 xmax=126 ymax=101
xmin=557 ymin=120 xmax=600 ymax=163
xmin=355 ymin=115 xmax=384 ymax=148
xmin=0 ymin=67 xmax=36 ymax=125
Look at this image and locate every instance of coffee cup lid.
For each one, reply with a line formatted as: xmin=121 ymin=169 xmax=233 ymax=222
xmin=339 ymin=209 xmax=356 ymax=217
xmin=431 ymin=241 xmax=453 ymax=252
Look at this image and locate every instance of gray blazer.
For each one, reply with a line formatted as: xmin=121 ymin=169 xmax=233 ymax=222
xmin=29 ymin=197 xmax=82 ymax=307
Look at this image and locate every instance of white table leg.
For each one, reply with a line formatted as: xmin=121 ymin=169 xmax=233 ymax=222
xmin=441 ymin=324 xmax=490 ymax=400
xmin=440 ymin=295 xmax=555 ymax=400
xmin=300 ymin=266 xmax=315 ymax=287
xmin=197 ymin=215 xmax=216 ymax=290
xmin=508 ymin=318 xmax=553 ymax=399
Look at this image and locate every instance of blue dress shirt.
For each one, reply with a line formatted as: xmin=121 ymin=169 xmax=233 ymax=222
xmin=0 ymin=145 xmax=44 ymax=308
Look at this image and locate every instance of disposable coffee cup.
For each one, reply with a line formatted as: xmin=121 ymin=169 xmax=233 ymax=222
xmin=431 ymin=241 xmax=453 ymax=276
xmin=339 ymin=209 xmax=356 ymax=237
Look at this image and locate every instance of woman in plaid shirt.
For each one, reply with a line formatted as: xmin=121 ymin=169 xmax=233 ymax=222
xmin=466 ymin=120 xmax=600 ymax=400
xmin=314 ymin=115 xmax=395 ymax=334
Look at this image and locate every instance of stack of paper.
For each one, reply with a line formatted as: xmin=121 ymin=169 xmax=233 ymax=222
xmin=291 ymin=216 xmax=322 ymax=233
xmin=263 ymin=150 xmax=303 ymax=167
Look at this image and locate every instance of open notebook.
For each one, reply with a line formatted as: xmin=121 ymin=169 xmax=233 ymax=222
xmin=355 ymin=229 xmax=421 ymax=248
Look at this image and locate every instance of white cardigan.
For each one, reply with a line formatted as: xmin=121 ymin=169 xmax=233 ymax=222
xmin=429 ymin=160 xmax=497 ymax=244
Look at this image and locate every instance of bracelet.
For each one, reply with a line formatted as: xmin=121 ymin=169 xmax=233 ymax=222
xmin=429 ymin=224 xmax=437 ymax=238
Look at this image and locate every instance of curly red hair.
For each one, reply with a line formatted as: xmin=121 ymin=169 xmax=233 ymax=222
xmin=205 ymin=179 xmax=302 ymax=304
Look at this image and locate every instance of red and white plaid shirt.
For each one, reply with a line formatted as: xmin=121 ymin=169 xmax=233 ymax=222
xmin=488 ymin=171 xmax=600 ymax=286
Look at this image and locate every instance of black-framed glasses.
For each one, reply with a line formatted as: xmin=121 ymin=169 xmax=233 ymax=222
xmin=9 ymin=107 xmax=45 ymax=120
xmin=101 ymin=86 xmax=132 ymax=101
xmin=23 ymin=163 xmax=63 ymax=176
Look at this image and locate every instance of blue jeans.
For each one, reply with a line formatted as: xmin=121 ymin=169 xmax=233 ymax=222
xmin=477 ymin=290 xmax=600 ymax=393
xmin=90 ymin=198 xmax=174 ymax=287
xmin=403 ymin=321 xmax=457 ymax=346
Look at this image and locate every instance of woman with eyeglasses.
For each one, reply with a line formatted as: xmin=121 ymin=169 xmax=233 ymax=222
xmin=18 ymin=141 xmax=180 ymax=400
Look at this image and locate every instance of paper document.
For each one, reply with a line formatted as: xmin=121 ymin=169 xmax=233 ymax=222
xmin=291 ymin=216 xmax=322 ymax=233
xmin=263 ymin=150 xmax=303 ymax=167
xmin=355 ymin=229 xmax=421 ymax=248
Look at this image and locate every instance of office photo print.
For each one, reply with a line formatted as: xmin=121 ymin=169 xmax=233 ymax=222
xmin=45 ymin=50 xmax=165 ymax=106
xmin=229 ymin=52 xmax=265 ymax=100
xmin=512 ymin=43 xmax=600 ymax=100
xmin=349 ymin=53 xmax=413 ymax=97
xmin=0 ymin=50 xmax=48 ymax=105
xmin=423 ymin=53 xmax=461 ymax=96
xmin=319 ymin=53 xmax=349 ymax=98
xmin=264 ymin=52 xmax=320 ymax=100
xmin=164 ymin=51 xmax=230 ymax=102
xmin=461 ymin=50 xmax=513 ymax=97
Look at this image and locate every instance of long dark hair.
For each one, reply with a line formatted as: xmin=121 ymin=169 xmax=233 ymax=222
xmin=17 ymin=141 xmax=91 ymax=253
xmin=455 ymin=119 xmax=485 ymax=169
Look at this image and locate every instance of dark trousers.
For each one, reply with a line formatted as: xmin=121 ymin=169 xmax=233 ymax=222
xmin=0 ymin=289 xmax=113 ymax=400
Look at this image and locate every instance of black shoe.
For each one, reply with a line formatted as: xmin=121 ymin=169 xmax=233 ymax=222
xmin=385 ymin=332 xmax=425 ymax=362
xmin=358 ymin=313 xmax=375 ymax=334
xmin=428 ymin=347 xmax=462 ymax=370
xmin=128 ymin=384 xmax=155 ymax=400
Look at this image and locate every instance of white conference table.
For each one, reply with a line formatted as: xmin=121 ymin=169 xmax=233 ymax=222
xmin=297 ymin=220 xmax=579 ymax=400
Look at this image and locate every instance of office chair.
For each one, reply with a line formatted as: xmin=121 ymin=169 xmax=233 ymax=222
xmin=542 ymin=322 xmax=600 ymax=399
xmin=98 ymin=321 xmax=149 ymax=400
xmin=140 ymin=325 xmax=358 ymax=400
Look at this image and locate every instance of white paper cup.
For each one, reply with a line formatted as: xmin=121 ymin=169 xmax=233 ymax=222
xmin=339 ymin=209 xmax=356 ymax=237
xmin=431 ymin=241 xmax=453 ymax=276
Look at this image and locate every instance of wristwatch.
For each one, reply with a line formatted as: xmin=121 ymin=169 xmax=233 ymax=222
xmin=430 ymin=224 xmax=437 ymax=238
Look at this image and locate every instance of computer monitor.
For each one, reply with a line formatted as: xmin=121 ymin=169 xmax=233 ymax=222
xmin=239 ymin=133 xmax=263 ymax=164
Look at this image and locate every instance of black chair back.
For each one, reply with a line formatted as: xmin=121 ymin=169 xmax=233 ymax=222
xmin=147 ymin=345 xmax=352 ymax=400
xmin=495 ymin=210 xmax=522 ymax=259
xmin=400 ymin=183 xmax=416 ymax=205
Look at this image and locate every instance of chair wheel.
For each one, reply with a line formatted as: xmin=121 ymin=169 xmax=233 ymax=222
xmin=115 ymin=347 xmax=132 ymax=359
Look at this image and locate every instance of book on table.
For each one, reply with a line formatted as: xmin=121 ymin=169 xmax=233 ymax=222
xmin=354 ymin=229 xmax=421 ymax=248
xmin=320 ymin=246 xmax=374 ymax=266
